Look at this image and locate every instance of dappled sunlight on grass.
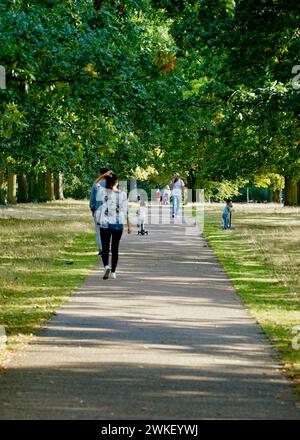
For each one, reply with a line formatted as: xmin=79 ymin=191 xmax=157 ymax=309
xmin=202 ymin=203 xmax=300 ymax=385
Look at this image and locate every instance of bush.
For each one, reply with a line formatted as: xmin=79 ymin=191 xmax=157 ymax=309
xmin=63 ymin=175 xmax=91 ymax=200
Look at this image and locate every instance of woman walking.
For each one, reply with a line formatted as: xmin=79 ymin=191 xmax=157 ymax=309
xmin=89 ymin=168 xmax=112 ymax=256
xmin=95 ymin=173 xmax=131 ymax=280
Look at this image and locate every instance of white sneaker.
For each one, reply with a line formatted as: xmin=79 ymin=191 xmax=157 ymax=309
xmin=103 ymin=265 xmax=111 ymax=280
xmin=110 ymin=272 xmax=117 ymax=280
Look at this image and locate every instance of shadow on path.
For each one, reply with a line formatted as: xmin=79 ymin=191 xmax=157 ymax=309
xmin=0 ymin=223 xmax=299 ymax=419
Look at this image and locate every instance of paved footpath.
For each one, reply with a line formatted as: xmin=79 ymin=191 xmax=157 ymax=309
xmin=0 ymin=219 xmax=299 ymax=419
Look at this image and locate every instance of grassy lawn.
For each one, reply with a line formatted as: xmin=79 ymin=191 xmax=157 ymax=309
xmin=201 ymin=203 xmax=300 ymax=391
xmin=0 ymin=200 xmax=97 ymax=365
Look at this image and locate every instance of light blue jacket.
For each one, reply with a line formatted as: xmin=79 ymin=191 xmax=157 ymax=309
xmin=89 ymin=180 xmax=106 ymax=214
xmin=222 ymin=205 xmax=232 ymax=219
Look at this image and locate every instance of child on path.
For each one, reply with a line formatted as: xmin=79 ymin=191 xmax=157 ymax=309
xmin=136 ymin=200 xmax=147 ymax=231
xmin=155 ymin=188 xmax=161 ymax=204
xmin=222 ymin=199 xmax=234 ymax=230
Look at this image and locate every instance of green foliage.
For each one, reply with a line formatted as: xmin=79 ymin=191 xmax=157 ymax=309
xmin=254 ymin=173 xmax=284 ymax=191
xmin=63 ymin=174 xmax=91 ymax=200
xmin=0 ymin=0 xmax=299 ymax=200
xmin=0 ymin=0 xmax=167 ymax=181
xmin=149 ymin=0 xmax=300 ymax=187
xmin=204 ymin=179 xmax=245 ymax=202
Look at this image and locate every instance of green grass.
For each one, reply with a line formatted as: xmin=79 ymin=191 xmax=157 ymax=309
xmin=199 ymin=203 xmax=300 ymax=391
xmin=0 ymin=200 xmax=98 ymax=363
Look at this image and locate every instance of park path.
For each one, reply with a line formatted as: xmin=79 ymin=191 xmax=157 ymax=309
xmin=0 ymin=218 xmax=299 ymax=419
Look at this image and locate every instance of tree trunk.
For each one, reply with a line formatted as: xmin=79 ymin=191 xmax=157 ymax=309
xmin=284 ymin=176 xmax=298 ymax=206
xmin=0 ymin=170 xmax=6 ymax=204
xmin=291 ymin=181 xmax=298 ymax=206
xmin=187 ymin=169 xmax=196 ymax=202
xmin=28 ymin=173 xmax=38 ymax=202
xmin=298 ymin=181 xmax=300 ymax=206
xmin=7 ymin=173 xmax=17 ymax=204
xmin=38 ymin=173 xmax=47 ymax=202
xmin=93 ymin=0 xmax=105 ymax=11
xmin=28 ymin=173 xmax=47 ymax=203
xmin=246 ymin=187 xmax=250 ymax=203
xmin=46 ymin=170 xmax=55 ymax=201
xmin=274 ymin=189 xmax=281 ymax=203
xmin=54 ymin=173 xmax=64 ymax=200
xmin=284 ymin=176 xmax=292 ymax=205
xmin=268 ymin=188 xmax=274 ymax=203
xmin=17 ymin=173 xmax=29 ymax=203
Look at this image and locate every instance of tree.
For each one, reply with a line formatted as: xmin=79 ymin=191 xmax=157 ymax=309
xmin=150 ymin=0 xmax=300 ymax=204
xmin=1 ymin=1 xmax=299 ymax=204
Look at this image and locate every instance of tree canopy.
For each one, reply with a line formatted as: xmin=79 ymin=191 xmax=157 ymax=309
xmin=0 ymin=0 xmax=299 ymax=204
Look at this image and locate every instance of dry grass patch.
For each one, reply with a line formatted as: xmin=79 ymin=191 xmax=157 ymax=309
xmin=0 ymin=200 xmax=97 ymax=366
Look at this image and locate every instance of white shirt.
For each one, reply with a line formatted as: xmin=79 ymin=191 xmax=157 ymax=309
xmin=95 ymin=188 xmax=128 ymax=228
xmin=137 ymin=206 xmax=147 ymax=222
xmin=171 ymin=179 xmax=184 ymax=197
xmin=163 ymin=188 xmax=171 ymax=198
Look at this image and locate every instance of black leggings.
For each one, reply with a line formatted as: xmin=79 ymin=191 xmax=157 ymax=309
xmin=100 ymin=227 xmax=123 ymax=272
